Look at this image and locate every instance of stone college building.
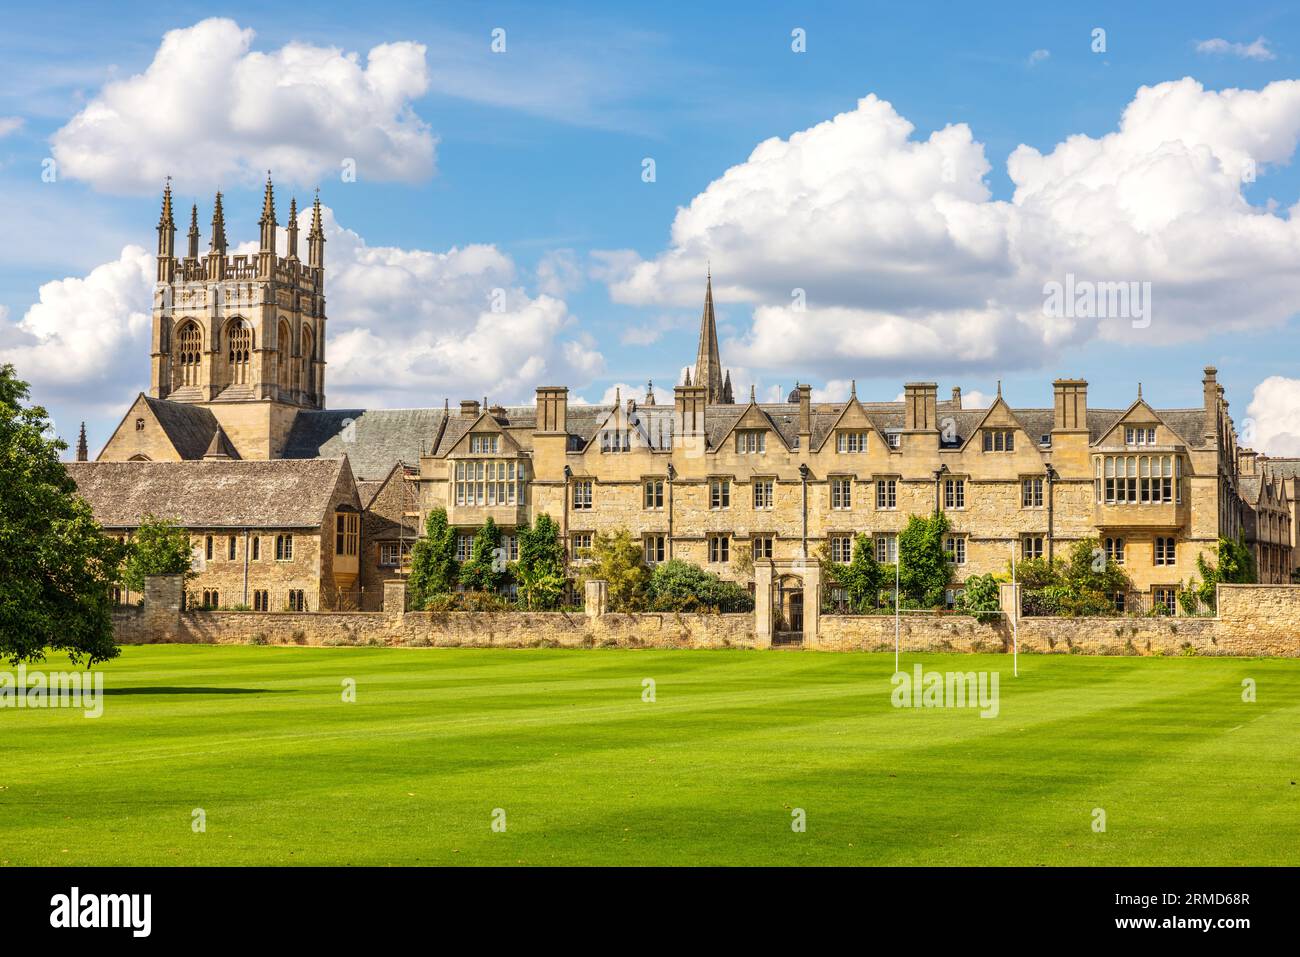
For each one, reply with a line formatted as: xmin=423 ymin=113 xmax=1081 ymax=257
xmin=66 ymin=182 xmax=1298 ymax=614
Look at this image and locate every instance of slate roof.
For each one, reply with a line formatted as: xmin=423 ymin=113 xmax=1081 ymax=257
xmin=281 ymin=398 xmax=1211 ymax=461
xmin=66 ymin=459 xmax=353 ymax=529
xmin=142 ymin=397 xmax=222 ymax=460
xmin=282 ymin=408 xmax=447 ymax=480
xmin=1262 ymin=458 xmax=1300 ymax=482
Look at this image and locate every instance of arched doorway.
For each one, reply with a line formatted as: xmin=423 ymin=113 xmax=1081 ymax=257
xmin=774 ymin=574 xmax=804 ymax=646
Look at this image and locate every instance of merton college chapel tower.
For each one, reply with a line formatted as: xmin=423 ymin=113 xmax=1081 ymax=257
xmin=146 ymin=177 xmax=328 ymax=458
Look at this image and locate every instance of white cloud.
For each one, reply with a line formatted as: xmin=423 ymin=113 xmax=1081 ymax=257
xmin=1196 ymin=37 xmax=1276 ymax=61
xmin=1 ymin=207 xmax=604 ymax=413
xmin=1246 ymin=376 xmax=1300 ymax=456
xmin=535 ymin=248 xmax=585 ymax=297
xmin=0 ymin=245 xmax=154 ymax=411
xmin=50 ymin=18 xmax=435 ymax=193
xmin=1027 ymin=49 xmax=1051 ymax=67
xmin=0 ymin=116 xmax=23 ymax=137
xmin=604 ymin=80 xmax=1300 ymax=379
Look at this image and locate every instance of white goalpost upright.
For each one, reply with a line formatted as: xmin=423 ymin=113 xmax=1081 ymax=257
xmin=1010 ymin=539 xmax=1018 ymax=678
xmin=894 ymin=544 xmax=902 ymax=675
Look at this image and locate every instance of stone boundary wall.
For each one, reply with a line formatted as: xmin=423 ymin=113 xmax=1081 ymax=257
xmin=112 ymin=600 xmax=755 ymax=651
xmin=110 ymin=578 xmax=1300 ymax=656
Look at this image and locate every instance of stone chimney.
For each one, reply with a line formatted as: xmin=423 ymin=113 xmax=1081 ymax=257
xmin=950 ymin=386 xmax=962 ymax=409
xmin=1203 ymin=366 xmax=1221 ymax=444
xmin=674 ymin=383 xmax=707 ymax=441
xmin=1052 ymin=379 xmax=1088 ymax=431
xmin=797 ymin=384 xmax=812 ymax=437
xmin=1240 ymin=448 xmax=1258 ymax=476
xmin=534 ymin=387 xmax=568 ymax=434
xmin=903 ymin=382 xmax=938 ymax=431
xmin=460 ymin=399 xmax=481 ymax=418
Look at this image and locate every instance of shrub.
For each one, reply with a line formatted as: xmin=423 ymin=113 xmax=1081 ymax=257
xmin=577 ymin=529 xmax=650 ymax=611
xmin=647 ymin=559 xmax=754 ymax=612
xmin=1181 ymin=535 xmax=1256 ymax=614
xmin=121 ymin=514 xmax=194 ymax=593
xmin=1017 ymin=539 xmax=1131 ymax=617
xmin=824 ymin=534 xmax=884 ymax=612
xmin=407 ymin=507 xmax=458 ymax=607
xmin=955 ymin=573 xmax=1001 ymax=623
xmin=458 ymin=518 xmax=508 ymax=593
xmin=898 ymin=512 xmax=952 ymax=608
xmin=513 ymin=514 xmax=567 ymax=610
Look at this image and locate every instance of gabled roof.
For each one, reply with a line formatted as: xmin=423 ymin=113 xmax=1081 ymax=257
xmin=445 ymin=411 xmax=525 ymax=455
xmin=66 ymin=458 xmax=356 ymax=529
xmin=955 ymin=395 xmax=1031 ymax=451
xmin=282 ymin=408 xmax=447 ymax=480
xmin=708 ymin=399 xmax=793 ymax=452
xmin=1087 ymin=398 xmax=1209 ymax=449
xmin=812 ymin=395 xmax=894 ymax=452
xmin=102 ymin=395 xmax=223 ymax=461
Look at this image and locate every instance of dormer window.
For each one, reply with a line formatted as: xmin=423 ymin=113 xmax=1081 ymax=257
xmin=599 ymin=429 xmax=630 ymax=453
xmin=982 ymin=430 xmax=1015 ymax=452
xmin=469 ymin=433 xmax=500 ymax=454
xmin=736 ymin=430 xmax=766 ymax=454
xmin=1125 ymin=426 xmax=1157 ymax=446
xmin=836 ymin=431 xmax=868 ymax=453
xmin=885 ymin=431 xmax=901 ymax=449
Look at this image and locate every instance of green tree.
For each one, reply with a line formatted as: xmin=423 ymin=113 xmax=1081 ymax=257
xmin=0 ymin=363 xmax=126 ymax=665
xmin=513 ymin=513 xmax=567 ymax=610
xmin=826 ymin=533 xmax=883 ymax=612
xmin=1181 ymin=535 xmax=1256 ymax=613
xmin=955 ymin=573 xmax=1001 ymax=623
xmin=578 ymin=528 xmax=649 ymax=611
xmin=647 ymin=559 xmax=754 ymax=612
xmin=898 ymin=512 xmax=952 ymax=608
xmin=459 ymin=517 xmax=507 ymax=594
xmin=1014 ymin=538 xmax=1131 ymax=616
xmin=120 ymin=514 xmax=194 ymax=592
xmin=408 ymin=507 xmax=458 ymax=607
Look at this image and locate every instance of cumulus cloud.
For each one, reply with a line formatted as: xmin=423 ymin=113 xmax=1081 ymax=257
xmin=1196 ymin=37 xmax=1276 ymax=61
xmin=535 ymin=248 xmax=585 ymax=297
xmin=0 ymin=246 xmax=154 ymax=412
xmin=603 ymin=80 xmax=1300 ymax=379
xmin=50 ymin=18 xmax=435 ymax=193
xmin=1246 ymin=376 xmax=1300 ymax=456
xmin=1 ymin=208 xmax=603 ymax=413
xmin=0 ymin=116 xmax=23 ymax=137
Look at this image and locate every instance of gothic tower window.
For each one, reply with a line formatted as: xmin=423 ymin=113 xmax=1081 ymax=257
xmin=226 ymin=318 xmax=253 ymax=385
xmin=301 ymin=326 xmax=315 ymax=400
xmin=176 ymin=321 xmax=202 ymax=387
xmin=277 ymin=319 xmax=292 ymax=394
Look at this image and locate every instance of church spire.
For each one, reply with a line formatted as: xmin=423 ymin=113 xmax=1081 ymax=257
xmin=209 ymin=191 xmax=227 ymax=255
xmin=693 ymin=270 xmax=725 ymax=403
xmin=286 ymin=197 xmax=300 ymax=261
xmin=156 ymin=178 xmax=176 ymax=282
xmin=207 ymin=190 xmax=227 ymax=280
xmin=186 ymin=203 xmax=200 ymax=261
xmin=308 ymin=188 xmax=326 ymax=269
xmin=258 ymin=173 xmax=277 ymax=279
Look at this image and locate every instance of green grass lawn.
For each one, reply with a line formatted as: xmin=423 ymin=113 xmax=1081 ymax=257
xmin=2 ymin=645 xmax=1297 ymax=866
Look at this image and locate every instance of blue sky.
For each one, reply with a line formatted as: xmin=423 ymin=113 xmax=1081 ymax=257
xmin=3 ymin=1 xmax=1300 ymax=454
